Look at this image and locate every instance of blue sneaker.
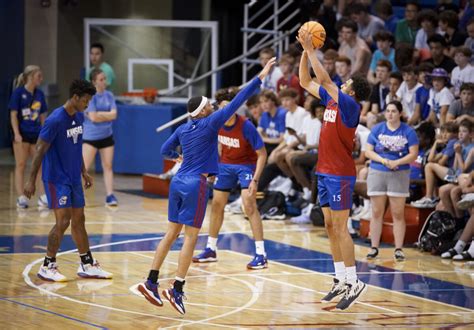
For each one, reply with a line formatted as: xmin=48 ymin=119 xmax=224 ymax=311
xmin=247 ymin=254 xmax=268 ymax=270
xmin=137 ymin=279 xmax=163 ymax=307
xmin=105 ymin=194 xmax=118 ymax=206
xmin=162 ymin=287 xmax=186 ymax=314
xmin=192 ymin=247 xmax=217 ymax=263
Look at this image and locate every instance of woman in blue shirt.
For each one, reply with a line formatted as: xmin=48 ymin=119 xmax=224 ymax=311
xmin=365 ymin=101 xmax=419 ymax=261
xmin=9 ymin=65 xmax=48 ymax=209
xmin=82 ymin=69 xmax=118 ymax=206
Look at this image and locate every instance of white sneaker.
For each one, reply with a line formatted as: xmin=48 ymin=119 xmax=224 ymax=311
xmin=16 ymin=195 xmax=29 ymax=209
xmin=290 ymin=214 xmax=311 ymax=224
xmin=411 ymin=196 xmax=438 ymax=208
xmin=38 ymin=194 xmax=48 ymax=208
xmin=353 ymin=205 xmax=372 ymax=220
xmin=77 ymin=260 xmax=113 ymax=279
xmin=457 ymin=193 xmax=474 ymax=210
xmin=37 ymin=262 xmax=67 ymax=282
xmin=228 ymin=197 xmax=243 ymax=214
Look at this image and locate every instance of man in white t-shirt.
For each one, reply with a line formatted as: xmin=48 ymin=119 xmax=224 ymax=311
xmin=259 ymin=48 xmax=283 ymax=92
xmin=451 ymin=47 xmax=474 ymax=97
xmin=427 ymin=68 xmax=455 ymax=125
xmin=397 ymin=65 xmax=422 ymax=124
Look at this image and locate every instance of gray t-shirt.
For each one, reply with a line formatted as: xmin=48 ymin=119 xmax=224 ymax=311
xmin=448 ymin=99 xmax=474 ymax=118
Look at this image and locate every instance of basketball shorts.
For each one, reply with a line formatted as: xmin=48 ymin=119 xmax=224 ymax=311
xmin=168 ymin=174 xmax=209 ymax=229
xmin=317 ymin=174 xmax=355 ymax=211
xmin=213 ymin=163 xmax=256 ymax=191
xmin=43 ymin=181 xmax=85 ymax=209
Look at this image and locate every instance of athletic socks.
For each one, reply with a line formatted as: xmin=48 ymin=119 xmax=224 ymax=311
xmin=148 ymin=270 xmax=159 ymax=284
xmin=43 ymin=256 xmax=56 ymax=267
xmin=454 ymin=240 xmax=466 ymax=253
xmin=468 ymin=240 xmax=474 ymax=256
xmin=346 ymin=266 xmax=358 ymax=285
xmin=206 ymin=236 xmax=218 ymax=251
xmin=255 ymin=241 xmax=266 ymax=256
xmin=80 ymin=251 xmax=94 ymax=265
xmin=334 ymin=261 xmax=345 ymax=282
xmin=174 ymin=277 xmax=185 ymax=293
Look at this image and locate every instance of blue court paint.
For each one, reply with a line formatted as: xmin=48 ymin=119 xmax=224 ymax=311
xmin=0 ymin=298 xmax=107 ymax=329
xmin=1 ymin=233 xmax=473 ymax=309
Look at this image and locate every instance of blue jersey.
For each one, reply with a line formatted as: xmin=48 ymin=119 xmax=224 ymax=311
xmin=416 ymin=87 xmax=430 ymax=120
xmin=368 ymin=122 xmax=419 ymax=172
xmin=39 ymin=107 xmax=84 ymax=185
xmin=442 ymin=138 xmax=458 ymax=168
xmin=161 ymin=77 xmax=262 ymax=176
xmin=83 ymin=90 xmax=116 ymax=140
xmin=258 ymin=106 xmax=287 ymax=139
xmin=8 ymin=86 xmax=48 ymax=137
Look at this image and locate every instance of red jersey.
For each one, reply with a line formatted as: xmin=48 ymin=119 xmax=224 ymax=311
xmin=316 ymin=87 xmax=360 ymax=177
xmin=277 ymin=74 xmax=305 ymax=106
xmin=218 ymin=115 xmax=262 ymax=165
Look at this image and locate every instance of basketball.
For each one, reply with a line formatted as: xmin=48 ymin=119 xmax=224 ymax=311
xmin=299 ymin=21 xmax=326 ymax=49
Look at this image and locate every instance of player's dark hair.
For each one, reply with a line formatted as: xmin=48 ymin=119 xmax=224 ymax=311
xmin=386 ymin=100 xmax=403 ymax=113
xmin=187 ymin=96 xmax=204 ymax=113
xmin=90 ymin=42 xmax=104 ymax=53
xmin=350 ymin=75 xmax=371 ymax=102
xmin=89 ymin=68 xmax=104 ymax=82
xmin=460 ymin=83 xmax=474 ymax=93
xmin=214 ymin=87 xmax=238 ymax=104
xmin=416 ymin=121 xmax=436 ymax=144
xmin=69 ymin=79 xmax=96 ymax=98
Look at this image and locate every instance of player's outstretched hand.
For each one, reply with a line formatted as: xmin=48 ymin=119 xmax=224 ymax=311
xmin=296 ymin=30 xmax=314 ymax=52
xmin=83 ymin=172 xmax=93 ymax=189
xmin=258 ymin=57 xmax=276 ymax=81
xmin=24 ymin=180 xmax=35 ymax=199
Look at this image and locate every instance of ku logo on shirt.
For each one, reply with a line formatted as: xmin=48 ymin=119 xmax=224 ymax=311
xmin=67 ymin=125 xmax=83 ymax=144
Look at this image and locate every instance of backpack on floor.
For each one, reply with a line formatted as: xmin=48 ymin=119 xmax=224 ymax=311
xmin=257 ymin=191 xmax=286 ymax=219
xmin=417 ymin=210 xmax=457 ymax=255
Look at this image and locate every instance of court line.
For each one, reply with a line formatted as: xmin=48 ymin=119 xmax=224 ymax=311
xmin=131 ymin=251 xmax=261 ymax=330
xmin=0 ymin=297 xmax=106 ymax=329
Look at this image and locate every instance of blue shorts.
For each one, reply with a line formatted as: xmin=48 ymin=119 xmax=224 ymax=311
xmin=317 ymin=174 xmax=355 ymax=211
xmin=168 ymin=175 xmax=209 ymax=229
xmin=213 ymin=163 xmax=255 ymax=191
xmin=43 ymin=181 xmax=85 ymax=209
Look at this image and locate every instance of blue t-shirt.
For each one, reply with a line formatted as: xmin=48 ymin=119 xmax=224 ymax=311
xmin=83 ymin=90 xmax=116 ymax=140
xmin=368 ymin=122 xmax=419 ymax=172
xmin=410 ymin=148 xmax=427 ymax=180
xmin=39 ymin=107 xmax=84 ymax=185
xmin=442 ymin=139 xmax=458 ymax=168
xmin=370 ymin=48 xmax=397 ymax=72
xmin=161 ymin=77 xmax=262 ymax=176
xmin=416 ymin=86 xmax=431 ymax=120
xmin=258 ymin=106 xmax=287 ymax=139
xmin=8 ymin=86 xmax=48 ymax=137
xmin=464 ymin=143 xmax=474 ymax=172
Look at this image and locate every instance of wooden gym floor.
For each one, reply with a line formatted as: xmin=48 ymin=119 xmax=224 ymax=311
xmin=0 ymin=164 xmax=473 ymax=329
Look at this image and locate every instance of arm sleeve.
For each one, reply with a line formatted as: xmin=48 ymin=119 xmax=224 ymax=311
xmin=338 ymin=90 xmax=360 ymax=128
xmin=39 ymin=117 xmax=58 ymax=143
xmin=86 ymin=96 xmax=97 ymax=113
xmin=108 ymin=92 xmax=117 ymax=109
xmin=367 ymin=130 xmax=377 ymax=147
xmin=160 ymin=127 xmax=181 ymax=159
xmin=318 ymin=86 xmax=330 ymax=106
xmin=209 ymin=77 xmax=262 ymax=130
xmin=243 ymin=120 xmax=264 ymax=150
xmin=407 ymin=127 xmax=419 ymax=147
xmin=439 ymin=89 xmax=455 ymax=106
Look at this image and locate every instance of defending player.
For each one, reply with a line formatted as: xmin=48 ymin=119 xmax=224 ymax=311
xmin=192 ymin=88 xmax=268 ymax=269
xmin=297 ymin=31 xmax=371 ymax=310
xmin=24 ymin=79 xmax=112 ymax=282
xmin=137 ymin=58 xmax=276 ymax=315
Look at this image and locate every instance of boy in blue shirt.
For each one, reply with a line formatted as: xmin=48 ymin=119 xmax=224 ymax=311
xmin=24 ymin=80 xmax=112 ymax=282
xmin=137 ymin=58 xmax=276 ymax=315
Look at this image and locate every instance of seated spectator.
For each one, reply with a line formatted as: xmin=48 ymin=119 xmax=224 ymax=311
xmin=259 ymin=48 xmax=283 ymax=92
xmin=460 ymin=1 xmax=474 ymax=32
xmin=87 ymin=43 xmax=116 ymax=91
xmin=397 ymin=65 xmax=422 ymax=124
xmin=451 ymin=48 xmax=474 ymax=97
xmin=424 ymin=34 xmax=457 ymax=74
xmin=349 ymin=3 xmax=385 ymax=45
xmin=338 ymin=19 xmax=372 ymax=76
xmin=335 ymin=56 xmax=352 ymax=84
xmin=427 ymin=68 xmax=456 ymax=125
xmin=441 ymin=211 xmax=474 ymax=260
xmin=465 ymin=18 xmax=474 ymax=64
xmin=395 ymin=0 xmax=420 ymax=46
xmin=361 ymin=60 xmax=391 ymax=124
xmin=438 ymin=10 xmax=468 ymax=57
xmin=257 ymin=90 xmax=286 ymax=155
xmin=395 ymin=43 xmax=417 ymax=69
xmin=435 ymin=0 xmax=459 ymax=14
xmin=245 ymin=94 xmax=262 ymax=127
xmin=386 ymin=72 xmax=403 ymax=105
xmin=415 ymin=9 xmax=440 ymax=51
xmin=374 ymin=0 xmax=399 ymax=35
xmin=323 ymin=49 xmax=343 ymax=88
xmin=447 ymin=83 xmax=474 ymax=123
xmin=365 ymin=101 xmax=419 ymax=261
xmin=367 ymin=32 xmax=397 ymax=84
xmin=276 ymin=54 xmax=305 ymax=105
xmin=413 ymin=63 xmax=435 ymax=124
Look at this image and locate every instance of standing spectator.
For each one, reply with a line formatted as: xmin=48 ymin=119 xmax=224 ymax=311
xmin=86 ymin=43 xmax=115 ymax=92
xmin=415 ymin=9 xmax=439 ymax=52
xmin=395 ymin=0 xmax=420 ymax=46
xmin=427 ymin=68 xmax=456 ymax=125
xmin=374 ymin=0 xmax=399 ymax=35
xmin=397 ymin=65 xmax=422 ymax=124
xmin=335 ymin=56 xmax=352 ymax=84
xmin=276 ymin=54 xmax=305 ymax=105
xmin=424 ymin=34 xmax=457 ymax=74
xmin=9 ymin=65 xmax=48 ymax=208
xmin=338 ymin=19 xmax=372 ymax=76
xmin=349 ymin=3 xmax=385 ymax=45
xmin=451 ymin=48 xmax=474 ymax=97
xmin=439 ymin=11 xmax=468 ymax=57
xmin=464 ymin=18 xmax=474 ymax=63
xmin=323 ymin=49 xmax=343 ymax=88
xmin=257 ymin=90 xmax=286 ymax=155
xmin=365 ymin=101 xmax=419 ymax=261
xmin=447 ymin=83 xmax=474 ymax=123
xmin=259 ymin=48 xmax=283 ymax=92
xmin=368 ymin=32 xmax=397 ymax=84
xmin=412 ymin=63 xmax=435 ymax=124
xmin=82 ymin=69 xmax=119 ymax=206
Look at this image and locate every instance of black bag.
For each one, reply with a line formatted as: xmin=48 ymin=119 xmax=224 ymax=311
xmin=310 ymin=204 xmax=325 ymax=226
xmin=417 ymin=210 xmax=457 ymax=255
xmin=257 ymin=191 xmax=286 ymax=219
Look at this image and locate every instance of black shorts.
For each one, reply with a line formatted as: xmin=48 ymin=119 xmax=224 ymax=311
xmin=15 ymin=133 xmax=38 ymax=144
xmin=83 ymin=135 xmax=115 ymax=149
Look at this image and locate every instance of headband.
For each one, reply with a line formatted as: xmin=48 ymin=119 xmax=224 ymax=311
xmin=190 ymin=96 xmax=208 ymax=117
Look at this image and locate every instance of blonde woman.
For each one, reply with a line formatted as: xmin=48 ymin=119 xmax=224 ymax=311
xmin=9 ymin=65 xmax=48 ymax=208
